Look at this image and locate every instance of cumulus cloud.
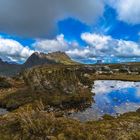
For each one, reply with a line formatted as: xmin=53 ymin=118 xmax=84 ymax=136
xmin=106 ymin=0 xmax=140 ymax=24
xmin=0 ymin=0 xmax=104 ymax=37
xmin=81 ymin=33 xmax=140 ymax=58
xmin=66 ymin=48 xmax=91 ymax=59
xmin=81 ymin=33 xmax=112 ymax=51
xmin=33 ymin=34 xmax=95 ymax=59
xmin=115 ymin=40 xmax=140 ymax=57
xmin=32 ymin=32 xmax=140 ymax=62
xmin=32 ymin=34 xmax=69 ymax=52
xmin=0 ymin=37 xmax=34 ymax=62
xmin=1 ymin=32 xmax=140 ymax=63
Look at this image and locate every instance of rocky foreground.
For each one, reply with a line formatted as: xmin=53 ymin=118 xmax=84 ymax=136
xmin=0 ymin=63 xmax=140 ymax=139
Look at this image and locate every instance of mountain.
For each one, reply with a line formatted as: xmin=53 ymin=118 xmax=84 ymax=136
xmin=0 ymin=51 xmax=79 ymax=76
xmin=0 ymin=58 xmax=21 ymax=76
xmin=23 ymin=51 xmax=78 ymax=69
xmin=0 ymin=58 xmax=9 ymax=66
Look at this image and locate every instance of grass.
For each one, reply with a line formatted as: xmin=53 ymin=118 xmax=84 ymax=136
xmin=0 ymin=102 xmax=140 ymax=140
xmin=0 ymin=77 xmax=12 ymax=89
xmin=0 ymin=88 xmax=93 ymax=111
xmin=90 ymin=73 xmax=140 ymax=81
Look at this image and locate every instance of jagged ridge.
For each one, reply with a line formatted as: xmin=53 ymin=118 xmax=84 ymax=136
xmin=23 ymin=51 xmax=78 ymax=69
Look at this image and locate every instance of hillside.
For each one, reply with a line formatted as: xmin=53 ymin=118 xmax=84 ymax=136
xmin=0 ymin=58 xmax=21 ymax=76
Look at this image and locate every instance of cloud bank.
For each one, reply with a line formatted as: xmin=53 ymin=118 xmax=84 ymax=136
xmin=81 ymin=33 xmax=140 ymax=58
xmin=1 ymin=32 xmax=140 ymax=63
xmin=33 ymin=33 xmax=140 ymax=62
xmin=0 ymin=37 xmax=33 ymax=62
xmin=0 ymin=0 xmax=104 ymax=37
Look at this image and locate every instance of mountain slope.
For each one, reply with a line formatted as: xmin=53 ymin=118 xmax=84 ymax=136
xmin=23 ymin=51 xmax=78 ymax=69
xmin=0 ymin=58 xmax=21 ymax=76
xmin=0 ymin=52 xmax=79 ymax=76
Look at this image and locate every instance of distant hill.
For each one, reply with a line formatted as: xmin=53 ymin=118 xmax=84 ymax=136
xmin=0 ymin=58 xmax=21 ymax=76
xmin=0 ymin=51 xmax=79 ymax=76
xmin=23 ymin=51 xmax=78 ymax=69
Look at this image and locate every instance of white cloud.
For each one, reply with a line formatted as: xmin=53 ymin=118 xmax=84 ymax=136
xmin=106 ymin=0 xmax=140 ymax=24
xmin=32 ymin=33 xmax=140 ymax=62
xmin=66 ymin=48 xmax=91 ymax=59
xmin=81 ymin=33 xmax=140 ymax=58
xmin=33 ymin=34 xmax=69 ymax=52
xmin=115 ymin=40 xmax=140 ymax=57
xmin=81 ymin=33 xmax=112 ymax=50
xmin=2 ymin=32 xmax=140 ymax=64
xmin=0 ymin=37 xmax=33 ymax=62
xmin=33 ymin=34 xmax=96 ymax=60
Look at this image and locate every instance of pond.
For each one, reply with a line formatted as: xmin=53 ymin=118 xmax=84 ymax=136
xmin=70 ymin=80 xmax=140 ymax=121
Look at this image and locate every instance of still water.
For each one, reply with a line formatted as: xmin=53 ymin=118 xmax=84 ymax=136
xmin=70 ymin=80 xmax=140 ymax=121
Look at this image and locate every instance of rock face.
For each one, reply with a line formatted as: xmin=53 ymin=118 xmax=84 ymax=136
xmin=23 ymin=51 xmax=78 ymax=69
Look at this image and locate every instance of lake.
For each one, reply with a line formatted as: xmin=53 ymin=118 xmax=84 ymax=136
xmin=70 ymin=80 xmax=140 ymax=121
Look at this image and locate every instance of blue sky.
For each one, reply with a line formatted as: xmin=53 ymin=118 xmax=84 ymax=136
xmin=0 ymin=0 xmax=140 ymax=64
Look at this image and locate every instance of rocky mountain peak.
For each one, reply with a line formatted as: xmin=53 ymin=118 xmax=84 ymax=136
xmin=23 ymin=51 xmax=77 ymax=69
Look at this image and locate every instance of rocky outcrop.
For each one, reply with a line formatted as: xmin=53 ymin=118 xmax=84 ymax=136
xmin=21 ymin=65 xmax=93 ymax=108
xmin=22 ymin=65 xmax=93 ymax=92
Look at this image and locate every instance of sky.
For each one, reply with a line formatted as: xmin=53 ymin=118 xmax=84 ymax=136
xmin=0 ymin=0 xmax=140 ymax=64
